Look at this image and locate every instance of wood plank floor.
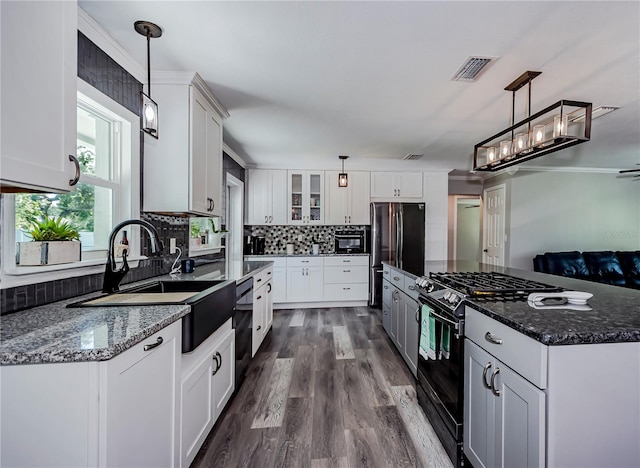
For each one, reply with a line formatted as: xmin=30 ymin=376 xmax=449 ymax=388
xmin=192 ymin=307 xmax=453 ymax=468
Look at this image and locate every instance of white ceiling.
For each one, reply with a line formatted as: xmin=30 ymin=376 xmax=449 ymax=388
xmin=79 ymin=1 xmax=640 ymax=175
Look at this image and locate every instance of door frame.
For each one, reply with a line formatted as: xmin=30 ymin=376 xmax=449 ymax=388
xmin=451 ymin=195 xmax=482 ymax=261
xmin=225 ymin=173 xmax=244 ymax=268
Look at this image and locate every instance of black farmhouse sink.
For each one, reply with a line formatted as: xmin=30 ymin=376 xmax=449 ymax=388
xmin=68 ymin=279 xmax=236 ymax=353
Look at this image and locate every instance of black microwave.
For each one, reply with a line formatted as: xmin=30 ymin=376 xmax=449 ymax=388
xmin=334 ymin=230 xmax=367 ymax=254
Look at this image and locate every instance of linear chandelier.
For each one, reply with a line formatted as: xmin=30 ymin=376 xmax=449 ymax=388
xmin=473 ymin=71 xmax=592 ymax=172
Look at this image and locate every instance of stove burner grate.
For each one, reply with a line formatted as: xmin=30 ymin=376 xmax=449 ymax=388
xmin=430 ymin=271 xmax=563 ymax=299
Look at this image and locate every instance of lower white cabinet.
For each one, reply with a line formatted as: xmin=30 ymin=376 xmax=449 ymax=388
xmin=382 ymin=264 xmax=419 ymax=377
xmin=180 ymin=319 xmax=235 ymax=468
xmin=286 ymin=257 xmax=324 ymax=302
xmin=0 ymin=320 xmax=182 ymax=468
xmin=252 ymin=266 xmax=274 ymax=356
xmin=464 ymin=339 xmax=545 ymax=468
xmin=103 ymin=321 xmax=182 ymax=468
xmin=323 ymin=255 xmax=369 ymax=301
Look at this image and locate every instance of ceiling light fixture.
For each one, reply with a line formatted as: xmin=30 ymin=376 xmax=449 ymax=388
xmin=338 ymin=155 xmax=349 ymax=187
xmin=135 ymin=20 xmax=162 ymax=139
xmin=473 ymin=71 xmax=592 ymax=172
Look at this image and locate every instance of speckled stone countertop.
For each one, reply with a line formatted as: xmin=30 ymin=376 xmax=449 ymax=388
xmin=423 ymin=261 xmax=640 ymax=346
xmin=0 ymin=260 xmax=273 ymax=366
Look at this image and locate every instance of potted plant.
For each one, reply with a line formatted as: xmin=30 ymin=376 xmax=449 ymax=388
xmin=17 ymin=216 xmax=81 ymax=266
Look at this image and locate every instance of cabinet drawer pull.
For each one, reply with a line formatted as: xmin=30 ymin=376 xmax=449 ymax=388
xmin=482 ymin=362 xmax=492 ymax=389
xmin=490 ymin=368 xmax=501 ymax=396
xmin=408 ymin=285 xmax=416 ymax=290
xmin=257 ymin=325 xmax=262 ymax=331
xmin=343 ymin=269 xmax=351 ymax=273
xmin=267 ymin=271 xmax=272 ymax=275
xmin=257 ymin=278 xmax=262 ymax=283
xmin=302 ymin=260 xmax=309 ymax=263
xmin=143 ymin=336 xmax=163 ymax=351
xmin=68 ymin=154 xmax=80 ymax=186
xmin=393 ymin=276 xmax=400 ymax=281
xmin=257 ymin=295 xmax=262 ymax=300
xmin=343 ymin=287 xmax=351 ymax=290
xmin=343 ymin=260 xmax=351 ymax=263
xmin=484 ymin=332 xmax=503 ymax=345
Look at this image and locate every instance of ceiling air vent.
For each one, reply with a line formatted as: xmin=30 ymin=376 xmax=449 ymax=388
xmin=451 ymin=56 xmax=498 ymax=82
xmin=403 ymin=154 xmax=423 ymax=161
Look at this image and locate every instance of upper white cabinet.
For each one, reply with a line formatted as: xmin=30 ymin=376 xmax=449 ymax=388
xmin=246 ymin=169 xmax=288 ymax=225
xmin=370 ymin=172 xmax=423 ymax=199
xmin=325 ymin=171 xmax=371 ymax=225
xmin=0 ymin=1 xmax=78 ymax=192
xmin=288 ymin=171 xmax=324 ymax=224
xmin=144 ymin=72 xmax=228 ymax=216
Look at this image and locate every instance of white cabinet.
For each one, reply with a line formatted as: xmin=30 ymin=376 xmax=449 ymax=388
xmin=180 ymin=319 xmax=235 ymax=468
xmin=371 ymin=172 xmax=423 ymax=199
xmin=252 ymin=266 xmax=274 ymax=356
xmin=286 ymin=256 xmax=324 ymax=302
xmin=245 ymin=256 xmax=287 ymax=303
xmin=381 ymin=265 xmax=420 ymax=377
xmin=1 ymin=0 xmax=78 ymax=192
xmin=143 ymin=73 xmax=227 ymax=216
xmin=246 ymin=169 xmax=288 ymax=225
xmin=103 ymin=321 xmax=181 ymax=468
xmin=464 ymin=339 xmax=545 ymax=468
xmin=288 ymin=171 xmax=324 ymax=224
xmin=323 ymin=255 xmax=369 ymax=301
xmin=325 ymin=171 xmax=371 ymax=225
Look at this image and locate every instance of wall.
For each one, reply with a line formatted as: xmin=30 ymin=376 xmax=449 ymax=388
xmin=487 ymin=170 xmax=640 ymax=270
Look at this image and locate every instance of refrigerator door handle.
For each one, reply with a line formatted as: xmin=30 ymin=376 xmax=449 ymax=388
xmin=398 ymin=209 xmax=403 ymax=269
xmin=394 ymin=211 xmax=401 ymax=268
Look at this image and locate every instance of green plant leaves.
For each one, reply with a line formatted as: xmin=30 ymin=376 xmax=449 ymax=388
xmin=28 ymin=216 xmax=80 ymax=242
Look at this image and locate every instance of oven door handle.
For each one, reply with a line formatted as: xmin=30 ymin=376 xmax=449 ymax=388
xmin=428 ymin=309 xmax=459 ymax=331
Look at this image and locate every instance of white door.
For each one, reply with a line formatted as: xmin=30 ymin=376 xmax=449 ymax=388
xmin=482 ymin=184 xmax=506 ymax=266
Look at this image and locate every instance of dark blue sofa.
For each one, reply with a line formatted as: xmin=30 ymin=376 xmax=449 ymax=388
xmin=533 ymin=250 xmax=640 ymax=289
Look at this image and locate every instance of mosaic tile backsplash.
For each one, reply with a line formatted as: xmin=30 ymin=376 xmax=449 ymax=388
xmin=246 ymin=225 xmax=369 ymax=255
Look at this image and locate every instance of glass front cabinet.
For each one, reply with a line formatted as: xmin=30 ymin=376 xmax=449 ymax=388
xmin=287 ymin=171 xmax=324 ymax=225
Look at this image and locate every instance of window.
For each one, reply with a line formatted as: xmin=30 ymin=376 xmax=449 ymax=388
xmin=1 ymin=79 xmax=139 ymax=285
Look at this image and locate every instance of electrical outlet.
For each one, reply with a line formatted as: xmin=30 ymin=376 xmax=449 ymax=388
xmin=169 ymin=238 xmax=177 ymax=254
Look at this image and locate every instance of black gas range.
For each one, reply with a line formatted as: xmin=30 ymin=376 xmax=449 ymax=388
xmin=413 ymin=271 xmax=562 ymax=467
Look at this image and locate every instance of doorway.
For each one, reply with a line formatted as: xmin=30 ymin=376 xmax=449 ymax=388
xmin=226 ymin=173 xmax=244 ymax=278
xmin=482 ymin=183 xmax=507 ymax=266
xmin=452 ymin=196 xmax=482 ymax=262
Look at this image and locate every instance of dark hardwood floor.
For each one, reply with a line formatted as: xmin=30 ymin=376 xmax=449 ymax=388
xmin=192 ymin=307 xmax=453 ymax=468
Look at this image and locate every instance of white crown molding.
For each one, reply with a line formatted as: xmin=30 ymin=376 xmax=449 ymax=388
xmin=223 ymin=144 xmax=247 ymax=168
xmin=78 ymin=8 xmax=145 ymax=83
xmin=151 ymin=71 xmax=230 ymax=119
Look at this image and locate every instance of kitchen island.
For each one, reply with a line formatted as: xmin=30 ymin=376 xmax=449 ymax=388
xmin=387 ymin=260 xmax=640 ymax=468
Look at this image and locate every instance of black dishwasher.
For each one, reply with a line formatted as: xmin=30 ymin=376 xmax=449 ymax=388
xmin=234 ymin=277 xmax=253 ymax=389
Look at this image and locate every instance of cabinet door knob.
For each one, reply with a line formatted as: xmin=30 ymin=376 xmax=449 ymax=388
xmin=393 ymin=276 xmax=400 ymax=281
xmin=269 ymin=215 xmax=272 ymax=223
xmin=348 ymin=215 xmax=351 ymax=223
xmin=68 ymin=154 xmax=80 ymax=186
xmin=143 ymin=336 xmax=163 ymax=351
xmin=257 ymin=325 xmax=262 ymax=331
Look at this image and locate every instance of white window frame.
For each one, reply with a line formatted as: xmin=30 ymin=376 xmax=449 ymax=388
xmin=0 ymin=79 xmax=141 ymax=288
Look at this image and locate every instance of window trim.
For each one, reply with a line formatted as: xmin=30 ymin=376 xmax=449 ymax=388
xmin=0 ymin=79 xmax=141 ymax=289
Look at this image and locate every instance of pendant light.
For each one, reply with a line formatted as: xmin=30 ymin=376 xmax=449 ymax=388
xmin=338 ymin=155 xmax=349 ymax=187
xmin=135 ymin=21 xmax=162 ymax=139
xmin=473 ymin=71 xmax=592 ymax=172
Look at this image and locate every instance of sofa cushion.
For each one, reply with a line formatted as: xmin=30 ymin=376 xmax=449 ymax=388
xmin=582 ymin=251 xmax=626 ymax=286
xmin=543 ymin=251 xmax=590 ymax=279
xmin=533 ymin=254 xmax=546 ymax=272
xmin=616 ymin=251 xmax=640 ymax=288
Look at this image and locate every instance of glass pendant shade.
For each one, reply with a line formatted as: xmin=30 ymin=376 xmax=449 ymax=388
xmin=338 ymin=173 xmax=348 ymax=187
xmin=142 ymin=92 xmax=158 ymax=137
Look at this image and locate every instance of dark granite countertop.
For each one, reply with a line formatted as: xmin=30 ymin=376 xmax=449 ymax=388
xmin=0 ymin=260 xmax=273 ymax=366
xmin=422 ymin=261 xmax=640 ymax=346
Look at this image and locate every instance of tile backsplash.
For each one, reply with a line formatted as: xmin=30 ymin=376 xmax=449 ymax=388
xmin=246 ymin=225 xmax=368 ymax=255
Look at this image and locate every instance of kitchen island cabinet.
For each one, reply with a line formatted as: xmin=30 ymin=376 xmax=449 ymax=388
xmin=1 ymin=0 xmax=78 ymax=192
xmin=143 ymin=72 xmax=228 ymax=216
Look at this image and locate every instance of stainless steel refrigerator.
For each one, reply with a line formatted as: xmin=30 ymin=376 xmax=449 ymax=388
xmin=369 ymin=202 xmax=425 ymax=307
